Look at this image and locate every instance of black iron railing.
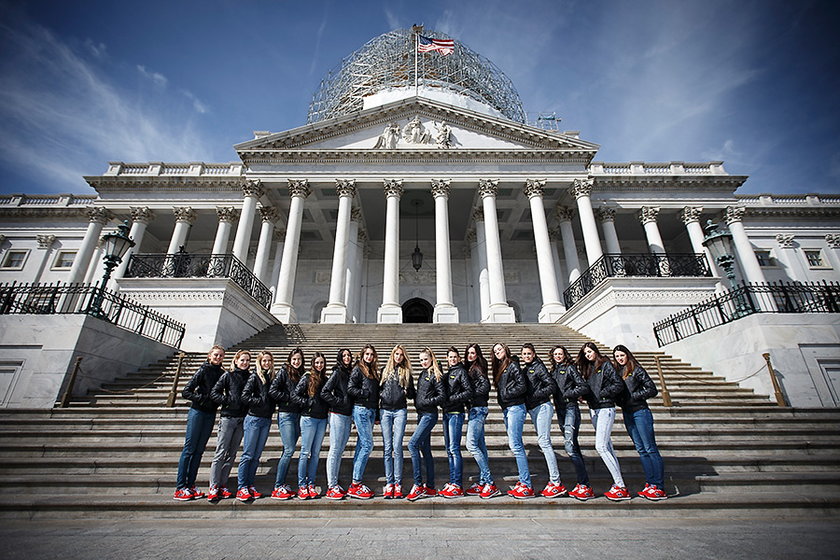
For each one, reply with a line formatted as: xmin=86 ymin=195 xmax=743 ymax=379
xmin=0 ymin=281 xmax=185 ymax=348
xmin=653 ymin=280 xmax=840 ymax=346
xmin=563 ymin=253 xmax=711 ymax=308
xmin=125 ymin=252 xmax=272 ymax=309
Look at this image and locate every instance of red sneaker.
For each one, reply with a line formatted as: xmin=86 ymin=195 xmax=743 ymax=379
xmin=440 ymin=484 xmax=463 ymax=498
xmin=207 ymin=486 xmax=221 ymax=502
xmin=173 ymin=488 xmax=193 ymax=501
xmin=541 ymin=482 xmax=567 ymax=499
xmin=325 ymin=485 xmax=345 ymax=500
xmin=189 ymin=487 xmax=205 ymax=499
xmin=297 ymin=487 xmax=309 ymax=500
xmin=480 ymin=483 xmax=500 ymax=499
xmin=392 ymin=483 xmax=403 ymax=499
xmin=423 ymin=485 xmax=437 ymax=497
xmin=271 ymin=485 xmax=294 ymax=500
xmin=383 ymin=483 xmax=394 ymax=499
xmin=235 ymin=487 xmax=252 ymax=502
xmin=507 ymin=482 xmax=524 ymax=497
xmin=509 ymin=483 xmax=535 ymax=499
xmin=637 ymin=483 xmax=651 ymax=498
xmin=220 ymin=487 xmax=233 ymax=499
xmin=308 ymin=484 xmax=320 ymax=499
xmin=641 ymin=485 xmax=668 ymax=501
xmin=347 ymin=483 xmax=374 ymax=500
xmin=406 ymin=484 xmax=426 ymax=501
xmin=248 ymin=486 xmax=262 ymax=499
xmin=605 ymin=485 xmax=631 ymax=501
xmin=465 ymin=483 xmax=484 ymax=496
xmin=569 ymin=484 xmax=595 ymax=501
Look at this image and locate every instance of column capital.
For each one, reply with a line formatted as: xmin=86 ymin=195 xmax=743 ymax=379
xmin=555 ymin=205 xmax=575 ymax=222
xmin=826 ymin=233 xmax=840 ymax=249
xmin=242 ymin=179 xmax=264 ymax=199
xmin=472 ymin=207 xmax=485 ymax=222
xmin=478 ymin=179 xmax=499 ymax=198
xmin=523 ymin=178 xmax=546 ymax=199
xmin=258 ymin=206 xmax=278 ymax=223
xmin=431 ymin=178 xmax=451 ymax=198
xmin=351 ymin=207 xmax=363 ymax=223
xmin=548 ymin=226 xmax=562 ymax=241
xmin=465 ymin=228 xmax=477 ymax=243
xmin=775 ymin=233 xmax=795 ymax=248
xmin=383 ymin=179 xmax=403 ymax=197
xmin=173 ymin=206 xmax=197 ymax=224
xmin=216 ymin=206 xmax=240 ymax=222
xmin=335 ymin=179 xmax=357 ymax=198
xmin=724 ymin=205 xmax=746 ymax=224
xmin=86 ymin=206 xmax=113 ymax=225
xmin=287 ymin=179 xmax=312 ymax=198
xmin=273 ymin=228 xmax=286 ymax=242
xmin=36 ymin=234 xmax=56 ymax=249
xmin=130 ymin=206 xmax=155 ymax=224
xmin=595 ymin=207 xmax=616 ymax=222
xmin=638 ymin=206 xmax=660 ymax=225
xmin=569 ymin=177 xmax=594 ymax=199
xmin=679 ymin=206 xmax=704 ymax=225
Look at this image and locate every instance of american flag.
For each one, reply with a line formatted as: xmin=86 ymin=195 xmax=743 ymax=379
xmin=418 ymin=35 xmax=455 ymax=56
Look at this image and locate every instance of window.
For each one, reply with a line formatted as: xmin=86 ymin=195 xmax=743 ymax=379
xmin=52 ymin=251 xmax=76 ymax=269
xmin=805 ymin=250 xmax=827 ymax=268
xmin=755 ymin=250 xmax=773 ymax=267
xmin=1 ymin=250 xmax=28 ymax=270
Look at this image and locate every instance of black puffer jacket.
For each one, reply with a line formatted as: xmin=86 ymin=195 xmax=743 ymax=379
xmin=210 ymin=368 xmax=250 ymax=417
xmin=443 ymin=363 xmax=473 ymax=414
xmin=550 ymin=363 xmax=590 ymax=410
xmin=242 ymin=371 xmax=275 ymax=418
xmin=321 ymin=365 xmax=353 ymax=416
xmin=522 ymin=358 xmax=557 ymax=411
xmin=495 ymin=361 xmax=526 ymax=410
xmin=268 ymin=366 xmax=303 ymax=414
xmin=616 ymin=365 xmax=658 ymax=413
xmin=348 ymin=365 xmax=380 ymax=409
xmin=181 ymin=361 xmax=224 ymax=413
xmin=582 ymin=360 xmax=624 ymax=410
xmin=415 ymin=367 xmax=447 ymax=413
xmin=466 ymin=365 xmax=491 ymax=408
xmin=292 ymin=373 xmax=330 ymax=419
xmin=379 ymin=372 xmax=416 ymax=410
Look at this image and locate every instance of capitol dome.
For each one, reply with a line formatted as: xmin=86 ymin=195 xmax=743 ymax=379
xmin=307 ymin=28 xmax=526 ymax=124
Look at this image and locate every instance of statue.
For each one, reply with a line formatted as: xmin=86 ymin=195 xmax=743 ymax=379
xmin=402 ymin=115 xmax=431 ymax=144
xmin=373 ymin=122 xmax=401 ymax=149
xmin=435 ymin=121 xmax=452 ymax=149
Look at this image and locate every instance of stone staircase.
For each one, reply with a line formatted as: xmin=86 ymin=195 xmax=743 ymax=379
xmin=1 ymin=323 xmax=839 ymax=519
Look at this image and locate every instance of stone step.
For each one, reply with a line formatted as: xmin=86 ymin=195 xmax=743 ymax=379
xmin=697 ymin=472 xmax=840 ymax=492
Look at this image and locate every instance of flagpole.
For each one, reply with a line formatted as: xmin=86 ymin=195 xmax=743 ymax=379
xmin=414 ymin=31 xmax=419 ymax=96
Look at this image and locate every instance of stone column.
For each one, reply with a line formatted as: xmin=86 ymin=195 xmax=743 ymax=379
xmin=272 ymin=179 xmax=311 ymax=322
xmin=269 ymin=228 xmax=285 ymax=302
xmin=556 ymin=206 xmax=582 ymax=284
xmin=252 ymin=206 xmax=277 ymax=285
xmin=33 ymin=234 xmax=56 ymax=283
xmin=725 ymin=206 xmax=766 ymax=284
xmin=478 ymin=179 xmax=516 ymax=323
xmin=211 ymin=207 xmax=239 ymax=255
xmin=378 ymin=179 xmax=403 ymax=323
xmin=112 ymin=207 xmax=155 ymax=285
xmin=166 ymin=207 xmax=196 ymax=254
xmin=68 ymin=207 xmax=113 ymax=284
xmin=524 ymin=179 xmax=565 ymax=322
xmin=322 ymin=179 xmax=356 ymax=323
xmin=639 ymin=206 xmax=665 ymax=254
xmin=570 ymin=178 xmax=603 ymax=265
xmin=596 ymin=207 xmax=621 ymax=254
xmin=680 ymin=206 xmax=718 ymax=277
xmin=548 ymin=227 xmax=567 ymax=293
xmin=825 ymin=234 xmax=840 ymax=272
xmin=472 ymin=209 xmax=491 ymax=322
xmin=774 ymin=234 xmax=808 ymax=282
xmin=344 ymin=209 xmax=362 ymax=322
xmin=431 ymin=179 xmax=459 ymax=323
xmin=232 ymin=179 xmax=263 ymax=263
xmin=354 ymin=231 xmax=369 ymax=323
xmin=85 ymin=243 xmax=105 ymax=284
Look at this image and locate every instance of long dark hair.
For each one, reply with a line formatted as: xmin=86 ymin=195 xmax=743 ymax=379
xmin=549 ymin=345 xmax=573 ymax=367
xmin=613 ymin=344 xmax=641 ymax=379
xmin=576 ymin=342 xmax=607 ymax=380
xmin=286 ymin=347 xmax=305 ymax=384
xmin=491 ymin=342 xmax=513 ymax=388
xmin=334 ymin=348 xmax=353 ymax=374
xmin=463 ymin=343 xmax=488 ymax=380
xmin=358 ymin=344 xmax=380 ymax=381
xmin=308 ymin=352 xmax=326 ymax=397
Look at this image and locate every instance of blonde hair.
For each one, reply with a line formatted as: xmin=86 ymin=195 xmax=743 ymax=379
xmin=229 ymin=349 xmax=251 ymax=372
xmin=206 ymin=344 xmax=225 ymax=360
xmin=255 ymin=350 xmax=275 ymax=383
xmin=382 ymin=344 xmax=413 ymax=388
xmin=420 ymin=347 xmax=442 ymax=382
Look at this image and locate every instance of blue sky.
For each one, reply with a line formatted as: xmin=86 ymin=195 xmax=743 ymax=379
xmin=1 ymin=0 xmax=838 ymax=195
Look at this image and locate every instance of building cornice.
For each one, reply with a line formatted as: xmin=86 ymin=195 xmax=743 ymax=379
xmin=84 ymin=175 xmax=247 ymax=193
xmin=237 ymin=148 xmax=594 ymax=166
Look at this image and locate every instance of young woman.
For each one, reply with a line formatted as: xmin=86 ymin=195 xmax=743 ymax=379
xmin=613 ymin=344 xmax=667 ymax=501
xmin=492 ymin=342 xmax=533 ymax=499
xmin=577 ymin=342 xmax=630 ymax=501
xmin=207 ymin=349 xmax=250 ymax=501
xmin=406 ymin=347 xmax=446 ymax=501
xmin=174 ymin=345 xmax=225 ymax=501
xmin=268 ymin=348 xmax=305 ymax=500
xmin=439 ymin=346 xmax=473 ymax=498
xmin=379 ymin=344 xmax=415 ymax=499
xmin=237 ymin=350 xmax=276 ymax=501
xmin=293 ymin=352 xmax=330 ymax=499
xmin=520 ymin=343 xmax=564 ymax=498
xmin=321 ymin=348 xmax=354 ymax=500
xmin=463 ymin=344 xmax=499 ymax=499
xmin=346 ymin=344 xmax=380 ymax=499
xmin=549 ymin=345 xmax=594 ymax=501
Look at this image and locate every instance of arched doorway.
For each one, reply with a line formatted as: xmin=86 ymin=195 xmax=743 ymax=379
xmin=402 ymin=297 xmax=433 ymax=323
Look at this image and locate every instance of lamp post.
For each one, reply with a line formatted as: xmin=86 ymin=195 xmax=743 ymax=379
xmin=89 ymin=220 xmax=135 ymax=319
xmin=702 ymin=219 xmax=750 ymax=316
xmin=411 ymin=199 xmax=423 ymax=271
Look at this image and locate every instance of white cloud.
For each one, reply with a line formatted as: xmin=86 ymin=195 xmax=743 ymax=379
xmin=384 ymin=8 xmax=401 ymax=31
xmin=84 ymin=38 xmax=107 ymax=60
xmin=180 ymin=89 xmax=209 ymax=114
xmin=136 ymin=64 xmax=168 ymax=88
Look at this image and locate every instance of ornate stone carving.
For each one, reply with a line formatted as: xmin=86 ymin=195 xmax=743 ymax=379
xmin=775 ymin=233 xmax=795 ymax=248
xmin=478 ymin=179 xmax=499 ymax=198
xmin=335 ymin=179 xmax=357 ymax=198
xmin=350 ymin=207 xmax=363 ymax=223
xmin=569 ymin=178 xmax=594 ymax=199
xmin=548 ymin=226 xmax=561 ymax=241
xmin=273 ymin=229 xmax=286 ymax=242
xmin=724 ymin=206 xmax=746 ymax=224
xmin=0 ymin=234 xmax=6 ymax=246
xmin=373 ymin=122 xmax=401 ymax=149
xmin=465 ymin=228 xmax=476 ymax=243
xmin=595 ymin=207 xmax=616 ymax=222
xmin=258 ymin=206 xmax=278 ymax=222
xmin=638 ymin=206 xmax=660 ymax=225
xmin=679 ymin=206 xmax=703 ymax=225
xmin=173 ymin=207 xmax=197 ymax=224
xmin=130 ymin=206 xmax=155 ymax=224
xmin=431 ymin=179 xmax=451 ymax=198
xmin=435 ymin=122 xmax=452 ymax=149
xmin=471 ymin=207 xmax=484 ymax=222
xmin=288 ymin=179 xmax=311 ymax=198
xmin=523 ymin=178 xmax=546 ymax=199
xmin=36 ymin=234 xmax=56 ymax=249
xmin=826 ymin=234 xmax=840 ymax=249
xmin=242 ymin=179 xmax=264 ymax=198
xmin=383 ymin=179 xmax=403 ymax=197
xmin=555 ymin=206 xmax=575 ymax=222
xmin=87 ymin=206 xmax=113 ymax=225
xmin=216 ymin=206 xmax=239 ymax=222
xmin=402 ymin=116 xmax=431 ymax=144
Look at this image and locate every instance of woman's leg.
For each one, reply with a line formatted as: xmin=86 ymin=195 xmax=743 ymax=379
xmin=530 ymin=402 xmax=561 ymax=484
xmin=274 ymin=412 xmax=301 ymax=488
xmin=380 ymin=409 xmax=396 ymax=485
xmin=392 ymin=408 xmax=408 ymax=485
xmin=591 ymin=407 xmax=624 ymax=487
xmin=326 ymin=413 xmax=352 ymax=488
xmin=298 ymin=416 xmax=317 ymax=487
xmin=504 ymin=404 xmax=531 ymax=487
xmin=351 ymin=406 xmax=375 ymax=483
xmin=307 ymin=418 xmax=328 ymax=486
xmin=562 ymin=405 xmax=590 ymax=486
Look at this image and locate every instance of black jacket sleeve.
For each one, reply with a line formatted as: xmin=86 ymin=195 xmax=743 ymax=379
xmin=292 ymin=374 xmax=313 ymax=409
xmin=502 ymin=362 xmax=526 ymax=402
xmin=241 ymin=372 xmax=263 ymax=407
xmin=563 ymin=364 xmax=591 ymax=400
xmin=182 ymin=367 xmax=213 ymax=408
xmin=320 ymin=369 xmax=344 ymax=408
xmin=347 ymin=366 xmax=369 ymax=401
xmin=210 ymin=373 xmax=229 ymax=406
xmin=630 ymin=366 xmax=658 ymax=401
xmin=473 ymin=374 xmax=491 ymax=401
xmin=406 ymin=375 xmax=416 ymax=401
xmin=599 ymin=362 xmax=625 ymax=400
xmin=530 ymin=361 xmax=557 ymax=402
xmin=448 ymin=369 xmax=474 ymax=406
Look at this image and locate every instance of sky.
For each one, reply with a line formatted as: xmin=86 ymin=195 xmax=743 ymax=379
xmin=0 ymin=0 xmax=838 ymax=196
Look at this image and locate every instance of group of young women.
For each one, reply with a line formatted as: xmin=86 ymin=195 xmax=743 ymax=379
xmin=174 ymin=340 xmax=667 ymax=503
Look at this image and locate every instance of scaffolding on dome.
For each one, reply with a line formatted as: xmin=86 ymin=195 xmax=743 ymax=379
xmin=307 ymin=28 xmax=526 ymax=124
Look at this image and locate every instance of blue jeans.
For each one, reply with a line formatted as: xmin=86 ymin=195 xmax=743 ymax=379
xmin=274 ymin=412 xmax=300 ymax=487
xmin=443 ymin=412 xmax=465 ymax=486
xmin=238 ymin=415 xmax=271 ymax=489
xmin=326 ymin=412 xmax=352 ymax=488
xmin=528 ymin=401 xmax=561 ymax=484
xmin=503 ymin=404 xmax=531 ymax=487
xmin=298 ymin=416 xmax=328 ymax=487
xmin=408 ymin=410 xmax=438 ymax=487
xmin=624 ymin=408 xmax=665 ymax=488
xmin=176 ymin=407 xmax=216 ymax=489
xmin=352 ymin=405 xmax=376 ymax=483
xmin=380 ymin=408 xmax=408 ymax=485
xmin=466 ymin=406 xmax=493 ymax=485
xmin=559 ymin=404 xmax=590 ymax=486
